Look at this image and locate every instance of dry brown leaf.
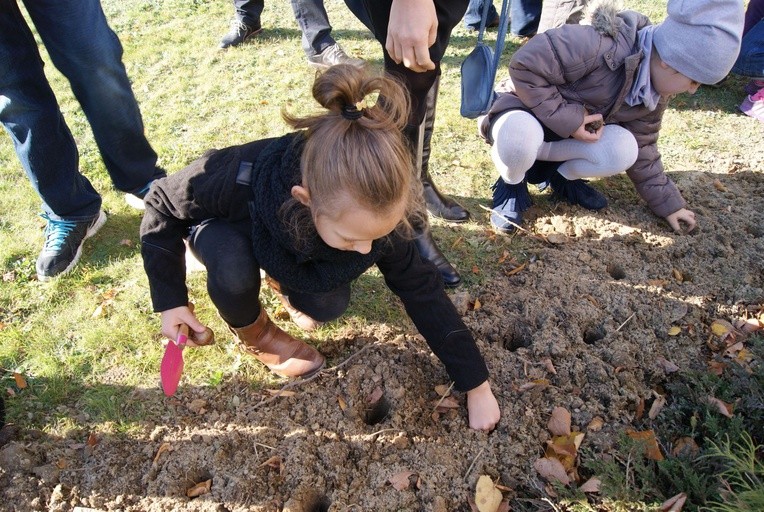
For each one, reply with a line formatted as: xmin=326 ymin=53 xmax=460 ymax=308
xmin=388 ymin=471 xmax=416 ymax=491
xmin=713 ymin=179 xmax=727 ymax=192
xmin=119 ymin=239 xmax=133 ymax=247
xmin=579 ymin=477 xmax=601 ymax=493
xmin=635 ymin=397 xmax=645 ymax=421
xmin=472 ymin=298 xmax=482 ymax=311
xmin=497 ymin=250 xmax=510 ymax=264
xmin=648 ymin=395 xmax=667 ymax=420
xmin=667 ymin=326 xmax=681 ymax=336
xmin=6 ymin=387 xmax=15 ymax=397
xmin=475 ymin=475 xmax=502 ymax=512
xmin=367 ymin=386 xmax=384 ymax=404
xmin=505 ymin=262 xmax=527 ymax=276
xmin=186 ymin=479 xmax=211 ymax=498
xmin=259 ymin=455 xmax=282 ymax=473
xmin=587 ymin=417 xmax=604 ymax=432
xmin=337 ymin=395 xmax=347 ymax=411
xmin=542 ymin=358 xmax=557 ymax=375
xmin=672 ymin=437 xmax=700 ymax=458
xmin=627 ymin=430 xmax=664 ymax=461
xmin=0 ymin=321 xmax=6 ymax=331
xmin=707 ymin=396 xmax=734 ymax=418
xmin=265 ymin=389 xmax=296 ymax=397
xmin=546 ymin=233 xmax=567 ymax=244
xmin=433 ymin=396 xmax=460 ymax=410
xmin=86 ymin=432 xmax=98 ymax=447
xmin=708 ymin=360 xmax=726 ymax=376
xmin=533 ymin=457 xmax=571 ymax=485
xmin=672 ymin=268 xmax=683 ymax=282
xmin=153 ymin=442 xmax=172 ymax=464
xmin=656 ymin=357 xmax=680 ymax=374
xmin=660 ymin=492 xmax=688 ymax=511
xmin=472 ymin=265 xmax=480 ymax=275
xmin=188 ymin=398 xmax=207 ymax=414
xmin=647 ymin=279 xmax=668 ymax=287
xmin=434 ymin=384 xmax=452 ymax=397
xmin=547 ymin=407 xmax=572 ymax=436
xmin=518 ymin=379 xmax=550 ymax=393
xmin=711 ymin=319 xmax=735 ymax=337
xmin=13 ymin=372 xmax=27 ymax=389
xmin=724 ymin=341 xmax=745 ymax=357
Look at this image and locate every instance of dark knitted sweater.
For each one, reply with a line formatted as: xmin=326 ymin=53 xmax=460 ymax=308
xmin=140 ymin=133 xmax=489 ymax=392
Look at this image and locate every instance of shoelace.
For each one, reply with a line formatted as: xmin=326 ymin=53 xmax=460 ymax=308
xmin=40 ymin=213 xmax=78 ymax=251
xmin=228 ymin=18 xmax=250 ymax=33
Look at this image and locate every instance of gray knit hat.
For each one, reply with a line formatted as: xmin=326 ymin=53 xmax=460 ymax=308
xmin=653 ymin=0 xmax=744 ymax=85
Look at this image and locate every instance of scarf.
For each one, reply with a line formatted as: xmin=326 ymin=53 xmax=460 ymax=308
xmin=626 ymin=25 xmax=662 ymax=111
xmin=248 ymin=133 xmax=385 ymax=293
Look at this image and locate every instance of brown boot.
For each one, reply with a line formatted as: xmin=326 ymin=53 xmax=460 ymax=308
xmin=230 ymin=306 xmax=325 ymax=378
xmin=264 ymin=276 xmax=323 ymax=331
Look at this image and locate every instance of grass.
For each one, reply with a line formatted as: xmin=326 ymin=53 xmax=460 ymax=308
xmin=0 ymin=0 xmax=762 ymax=508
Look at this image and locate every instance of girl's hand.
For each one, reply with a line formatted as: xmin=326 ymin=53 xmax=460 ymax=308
xmin=466 ymin=381 xmax=501 ymax=432
xmin=160 ymin=306 xmax=210 ymax=347
xmin=571 ymin=113 xmax=604 ymax=142
xmin=665 ymin=208 xmax=697 ymax=233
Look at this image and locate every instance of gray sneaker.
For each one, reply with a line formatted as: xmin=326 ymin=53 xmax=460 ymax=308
xmin=307 ymin=44 xmax=364 ymax=70
xmin=36 ymin=210 xmax=107 ymax=281
xmin=219 ymin=18 xmax=263 ymax=49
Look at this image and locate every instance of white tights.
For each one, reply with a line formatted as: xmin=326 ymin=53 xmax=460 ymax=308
xmin=487 ymin=110 xmax=639 ymax=185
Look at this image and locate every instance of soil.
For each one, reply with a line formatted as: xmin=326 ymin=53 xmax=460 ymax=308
xmin=1 ymin=159 xmax=763 ymax=511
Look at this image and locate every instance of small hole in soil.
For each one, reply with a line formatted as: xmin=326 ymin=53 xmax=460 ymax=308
xmin=364 ymin=395 xmax=391 ymax=425
xmin=500 ymin=321 xmax=533 ymax=351
xmin=606 ymin=263 xmax=626 ymax=280
xmin=583 ymin=324 xmax=606 ymax=344
xmin=303 ymin=494 xmax=331 ymax=512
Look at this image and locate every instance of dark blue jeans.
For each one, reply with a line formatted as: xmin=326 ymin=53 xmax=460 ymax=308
xmin=0 ymin=0 xmax=162 ymax=222
xmin=462 ymin=0 xmax=540 ymax=36
xmin=733 ymin=19 xmax=764 ymax=79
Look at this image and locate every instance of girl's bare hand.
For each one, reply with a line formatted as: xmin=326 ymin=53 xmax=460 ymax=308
xmin=160 ymin=306 xmax=210 ymax=346
xmin=466 ymin=380 xmax=501 ymax=432
xmin=665 ymin=208 xmax=697 ymax=233
xmin=571 ymin=113 xmax=604 ymax=142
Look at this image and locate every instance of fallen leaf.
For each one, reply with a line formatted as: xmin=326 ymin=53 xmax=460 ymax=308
xmin=711 ymin=319 xmax=734 ymax=337
xmin=259 ymin=455 xmax=282 ymax=473
xmin=188 ymin=398 xmax=207 ymax=414
xmin=497 ymin=251 xmax=510 ymax=264
xmin=186 ymin=479 xmax=211 ymax=498
xmin=660 ymin=492 xmax=688 ymax=511
xmin=86 ymin=432 xmax=98 ymax=447
xmin=667 ymin=326 xmax=681 ymax=336
xmin=472 ymin=298 xmax=482 ymax=310
xmin=265 ymin=389 xmax=296 ymax=397
xmin=712 ymin=179 xmax=727 ymax=192
xmin=153 ymin=442 xmax=172 ymax=464
xmin=119 ymin=239 xmax=133 ymax=247
xmin=672 ymin=269 xmax=683 ymax=282
xmin=434 ymin=384 xmax=452 ymax=396
xmin=627 ymin=430 xmax=664 ymax=461
xmin=13 ymin=373 xmax=27 ymax=389
xmin=648 ymin=395 xmax=667 ymax=420
xmin=337 ymin=395 xmax=347 ymax=411
xmin=587 ymin=417 xmax=604 ymax=432
xmin=518 ymin=379 xmax=550 ymax=393
xmin=504 ymin=262 xmax=527 ymax=276
xmin=635 ymin=398 xmax=645 ymax=420
xmin=579 ymin=477 xmax=601 ymax=493
xmin=388 ymin=471 xmax=417 ymax=491
xmin=656 ymin=357 xmax=679 ymax=373
xmin=547 ymin=407 xmax=572 ymax=436
xmin=533 ymin=457 xmax=571 ymax=485
xmin=672 ymin=437 xmax=700 ymax=458
xmin=707 ymin=360 xmax=726 ymax=376
xmin=475 ymin=475 xmax=503 ymax=512
xmin=367 ymin=386 xmax=384 ymax=404
xmin=546 ymin=233 xmax=567 ymax=244
xmin=724 ymin=341 xmax=745 ymax=357
xmin=707 ymin=396 xmax=734 ymax=418
xmin=542 ymin=358 xmax=557 ymax=375
xmin=433 ymin=396 xmax=460 ymax=410
xmin=91 ymin=304 xmax=104 ymax=318
xmin=647 ymin=279 xmax=668 ymax=287
xmin=5 ymin=387 xmax=15 ymax=397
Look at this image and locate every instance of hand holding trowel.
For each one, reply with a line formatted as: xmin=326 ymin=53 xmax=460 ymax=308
xmin=160 ymin=303 xmax=214 ymax=397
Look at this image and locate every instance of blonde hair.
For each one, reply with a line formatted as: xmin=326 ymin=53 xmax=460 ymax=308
xmin=280 ymin=64 xmax=424 ymax=246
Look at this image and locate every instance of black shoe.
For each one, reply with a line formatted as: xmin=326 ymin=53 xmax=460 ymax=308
xmin=414 ymin=228 xmax=461 ymax=288
xmin=423 ymin=181 xmax=470 ymax=223
xmin=219 ymin=19 xmax=262 ymax=49
xmin=490 ymin=179 xmax=532 ymax=234
xmin=548 ymin=171 xmax=608 ymax=210
xmin=36 ymin=210 xmax=107 ymax=281
xmin=307 ymin=44 xmax=364 ymax=70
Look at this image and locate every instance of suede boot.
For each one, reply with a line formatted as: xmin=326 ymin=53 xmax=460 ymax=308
xmin=264 ymin=276 xmax=323 ymax=331
xmin=230 ymin=305 xmax=325 ymax=378
xmin=418 ymin=77 xmax=470 ymax=223
xmin=548 ymin=170 xmax=608 ymax=210
xmin=490 ymin=178 xmax=532 ymax=234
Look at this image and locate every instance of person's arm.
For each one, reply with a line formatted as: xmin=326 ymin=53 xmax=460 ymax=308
xmin=386 ymin=0 xmax=437 ymax=72
xmin=621 ymin=103 xmax=690 ymax=229
xmin=376 ymin=235 xmax=500 ymax=430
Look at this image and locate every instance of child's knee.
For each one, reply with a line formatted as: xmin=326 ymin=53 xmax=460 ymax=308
xmin=604 ymin=125 xmax=639 ymax=170
xmin=491 ymin=111 xmax=544 ymax=183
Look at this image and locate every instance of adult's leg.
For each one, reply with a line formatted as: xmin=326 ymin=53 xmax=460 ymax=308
xmin=0 ymin=0 xmax=101 ymax=221
xmin=233 ymin=0 xmax=264 ymax=27
xmin=24 ymin=0 xmax=163 ymax=196
xmin=509 ymin=0 xmax=541 ymax=37
xmin=537 ymin=0 xmax=588 ymax=34
xmin=290 ymin=0 xmax=335 ymax=56
xmin=732 ymin=18 xmax=764 ymax=79
xmin=463 ymin=0 xmax=499 ymax=30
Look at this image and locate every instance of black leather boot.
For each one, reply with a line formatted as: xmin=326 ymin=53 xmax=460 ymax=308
xmin=413 ymin=221 xmax=461 ymax=288
xmin=418 ymin=77 xmax=470 ymax=223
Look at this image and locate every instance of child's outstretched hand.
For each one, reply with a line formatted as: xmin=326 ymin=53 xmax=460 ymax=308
xmin=160 ymin=305 xmax=211 ymax=347
xmin=665 ymin=208 xmax=697 ymax=233
xmin=466 ymin=381 xmax=501 ymax=432
xmin=572 ymin=113 xmax=604 ymax=142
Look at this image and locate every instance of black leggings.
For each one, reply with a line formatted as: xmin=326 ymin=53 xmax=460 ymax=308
xmin=187 ymin=219 xmax=351 ymax=328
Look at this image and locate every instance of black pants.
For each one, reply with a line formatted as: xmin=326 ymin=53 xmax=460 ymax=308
xmin=187 ymin=219 xmax=351 ymax=328
xmin=343 ymin=0 xmax=469 ymax=124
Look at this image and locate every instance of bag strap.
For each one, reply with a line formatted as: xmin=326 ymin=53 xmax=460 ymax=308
xmin=488 ymin=0 xmax=511 ymax=92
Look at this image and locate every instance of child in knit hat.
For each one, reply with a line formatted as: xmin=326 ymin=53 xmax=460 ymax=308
xmin=479 ymin=0 xmax=744 ymax=234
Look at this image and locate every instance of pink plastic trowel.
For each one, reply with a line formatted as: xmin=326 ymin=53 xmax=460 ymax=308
xmin=160 ymin=324 xmax=188 ymax=397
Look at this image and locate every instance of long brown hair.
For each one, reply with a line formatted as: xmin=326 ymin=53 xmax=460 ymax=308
xmin=280 ymin=64 xmax=424 ymax=246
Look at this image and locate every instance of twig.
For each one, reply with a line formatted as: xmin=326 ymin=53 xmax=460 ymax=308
xmin=463 ymin=447 xmax=484 ymax=481
xmin=541 ymin=497 xmax=561 ymax=512
xmin=247 ymin=341 xmax=378 ymax=412
xmin=254 ymin=441 xmax=276 ymax=450
xmin=364 ymin=428 xmax=397 ymax=439
xmin=615 ymin=312 xmax=636 ymax=332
